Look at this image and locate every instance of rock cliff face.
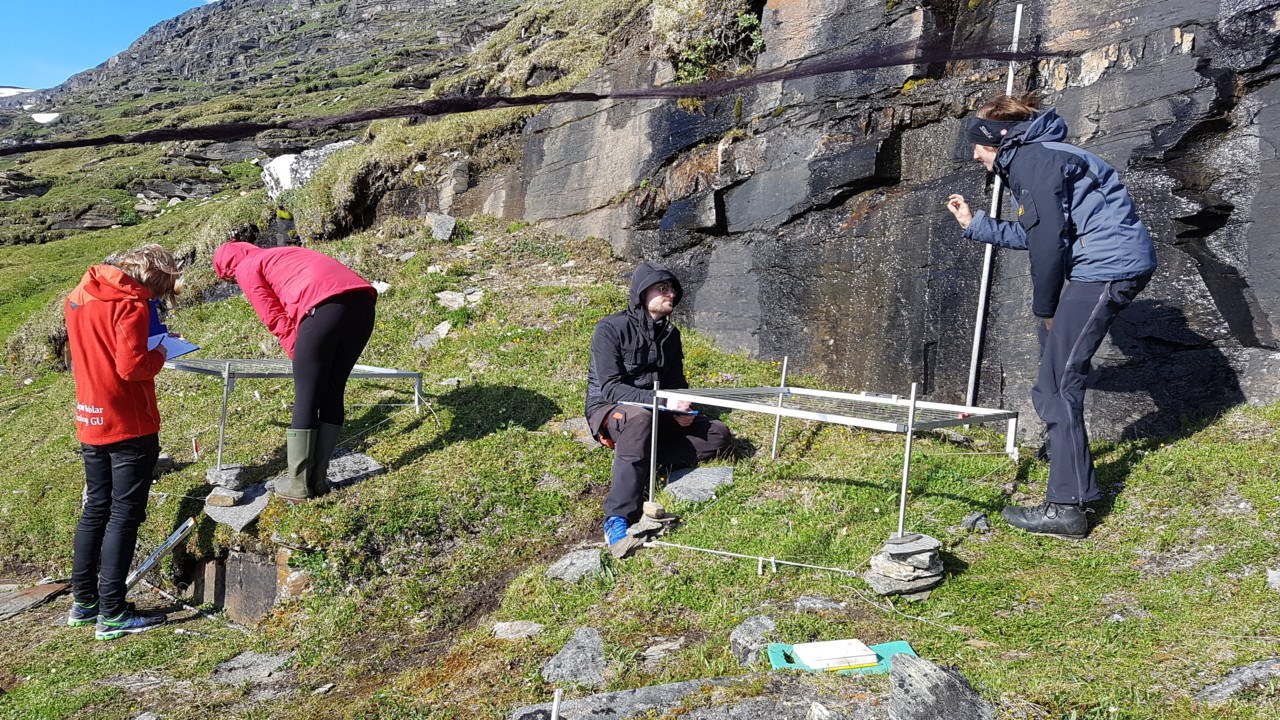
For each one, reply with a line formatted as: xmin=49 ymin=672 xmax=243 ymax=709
xmin=490 ymin=0 xmax=1280 ymax=441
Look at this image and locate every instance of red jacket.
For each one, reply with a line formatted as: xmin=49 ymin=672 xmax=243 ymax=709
xmin=65 ymin=265 xmax=165 ymax=445
xmin=212 ymin=243 xmax=374 ymax=359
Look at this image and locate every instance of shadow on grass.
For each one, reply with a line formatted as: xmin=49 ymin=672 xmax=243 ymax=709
xmin=388 ymin=383 xmax=559 ymax=468
xmin=787 ymin=474 xmax=1004 ymax=514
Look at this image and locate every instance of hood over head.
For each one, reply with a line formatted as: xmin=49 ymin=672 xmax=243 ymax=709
xmin=68 ymin=265 xmax=151 ymax=307
xmin=1001 ymin=108 xmax=1068 ymax=146
xmin=213 ymin=241 xmax=261 ymax=281
xmin=628 ymin=262 xmax=683 ymax=309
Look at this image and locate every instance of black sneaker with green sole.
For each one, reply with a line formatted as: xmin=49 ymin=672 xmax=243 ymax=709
xmin=95 ymin=609 xmax=166 ymax=640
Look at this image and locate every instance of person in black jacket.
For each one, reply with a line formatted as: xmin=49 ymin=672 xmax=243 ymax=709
xmin=586 ymin=262 xmax=732 ymax=555
xmin=946 ymin=94 xmax=1156 ymax=539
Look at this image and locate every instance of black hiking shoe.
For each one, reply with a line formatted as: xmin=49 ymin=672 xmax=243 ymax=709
xmin=1001 ymin=501 xmax=1090 ymax=539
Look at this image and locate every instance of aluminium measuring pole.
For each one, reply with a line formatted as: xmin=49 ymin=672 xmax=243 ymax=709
xmin=965 ymin=3 xmax=1025 ymax=407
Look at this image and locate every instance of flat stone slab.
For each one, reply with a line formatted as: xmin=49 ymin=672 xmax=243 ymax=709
xmin=545 ymin=549 xmax=604 ymax=583
xmin=210 ymin=651 xmax=292 ymax=686
xmin=870 ymin=552 xmax=943 ymax=582
xmin=510 ymin=677 xmax=730 ymax=720
xmin=794 ymin=595 xmax=844 ymax=613
xmin=1267 ymin=568 xmax=1280 ymax=592
xmin=1195 ymin=658 xmax=1280 ymax=703
xmin=862 ymin=569 xmax=943 ymax=597
xmin=435 ymin=291 xmax=466 ymax=310
xmin=326 ymin=451 xmax=385 ymax=488
xmin=665 ymin=466 xmax=734 ymax=502
xmin=730 ymin=615 xmax=775 ymax=667
xmin=494 ymin=620 xmax=544 ymax=640
xmin=0 ymin=582 xmax=69 ymax=621
xmin=206 ymin=464 xmax=255 ymax=491
xmin=541 ymin=627 xmax=606 ymax=688
xmin=882 ymin=533 xmax=942 ymax=557
xmin=205 ymin=481 xmax=269 ymax=532
xmin=206 ymin=487 xmax=244 ymax=507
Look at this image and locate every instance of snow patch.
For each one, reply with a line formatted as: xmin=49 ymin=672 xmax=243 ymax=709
xmin=31 ymin=113 xmax=61 ymax=124
xmin=0 ymin=87 xmax=34 ymax=99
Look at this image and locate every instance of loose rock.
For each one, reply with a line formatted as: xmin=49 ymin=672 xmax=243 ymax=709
xmin=795 ymin=595 xmax=844 ymax=613
xmin=205 ymin=464 xmax=254 ymax=491
xmin=541 ymin=627 xmax=606 ymax=688
xmin=665 ymin=466 xmax=734 ymax=502
xmin=1194 ymin=658 xmax=1280 ymax=703
xmin=729 ymin=615 xmax=775 ymax=667
xmin=210 ymin=651 xmax=292 ymax=686
xmin=494 ymin=620 xmax=544 ymax=640
xmin=205 ymin=487 xmax=244 ymax=507
xmin=545 ymin=549 xmax=604 ymax=583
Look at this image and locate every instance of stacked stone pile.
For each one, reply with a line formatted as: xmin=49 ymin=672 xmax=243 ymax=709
xmin=862 ymin=533 xmax=944 ymax=600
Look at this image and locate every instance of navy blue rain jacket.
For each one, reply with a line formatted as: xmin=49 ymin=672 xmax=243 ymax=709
xmin=584 ymin=262 xmax=688 ymax=423
xmin=963 ymin=109 xmax=1157 ymax=318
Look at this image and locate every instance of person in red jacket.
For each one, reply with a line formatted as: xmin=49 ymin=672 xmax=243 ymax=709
xmin=213 ymin=241 xmax=377 ymax=502
xmin=65 ymin=244 xmax=182 ymax=640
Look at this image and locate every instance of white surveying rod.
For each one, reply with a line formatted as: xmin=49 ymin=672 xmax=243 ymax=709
xmin=965 ymin=3 xmax=1024 ymax=407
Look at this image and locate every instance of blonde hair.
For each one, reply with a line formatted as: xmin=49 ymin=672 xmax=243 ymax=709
xmin=108 ymin=244 xmax=184 ymax=304
xmin=976 ymin=92 xmax=1040 ymax=122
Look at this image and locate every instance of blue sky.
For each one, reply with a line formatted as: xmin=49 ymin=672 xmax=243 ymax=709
xmin=1 ymin=1 xmax=213 ymax=89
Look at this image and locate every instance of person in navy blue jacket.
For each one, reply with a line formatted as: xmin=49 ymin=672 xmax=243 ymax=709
xmin=946 ymin=94 xmax=1157 ymax=539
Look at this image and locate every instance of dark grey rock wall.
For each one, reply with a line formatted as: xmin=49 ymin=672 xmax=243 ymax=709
xmin=518 ymin=0 xmax=1280 ymax=441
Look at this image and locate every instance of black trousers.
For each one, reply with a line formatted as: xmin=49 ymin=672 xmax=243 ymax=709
xmin=594 ymin=403 xmax=733 ymax=523
xmin=1034 ymin=276 xmax=1148 ymax=504
xmin=292 ymin=290 xmax=376 ymax=429
xmin=72 ymin=432 xmax=159 ymax=617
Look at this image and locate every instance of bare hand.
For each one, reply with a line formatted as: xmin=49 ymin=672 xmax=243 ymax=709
xmin=1042 ymin=317 xmax=1054 ymax=332
xmin=673 ymin=413 xmax=695 ymax=427
xmin=946 ymin=194 xmax=973 ymax=229
xmin=667 ymin=399 xmax=693 ymax=412
xmin=157 ymin=343 xmax=169 ymax=360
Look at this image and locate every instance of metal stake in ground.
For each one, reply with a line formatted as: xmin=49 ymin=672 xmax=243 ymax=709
xmin=895 ymin=383 xmax=919 ymax=538
xmin=649 ymin=378 xmax=661 ymax=503
xmin=966 ymin=2 xmax=1025 ymax=407
xmin=770 ymin=355 xmax=790 ymax=460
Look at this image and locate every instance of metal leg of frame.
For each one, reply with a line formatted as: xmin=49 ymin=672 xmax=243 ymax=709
xmin=649 ymin=380 xmax=661 ymax=502
xmin=414 ymin=374 xmax=422 ymax=414
xmin=1006 ymin=416 xmax=1019 ymax=462
xmin=770 ymin=355 xmax=789 ymax=460
xmin=895 ymin=382 xmax=919 ymax=538
xmin=216 ymin=362 xmax=233 ymax=471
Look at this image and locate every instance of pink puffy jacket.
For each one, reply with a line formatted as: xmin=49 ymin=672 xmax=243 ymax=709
xmin=213 ymin=242 xmax=374 ymax=359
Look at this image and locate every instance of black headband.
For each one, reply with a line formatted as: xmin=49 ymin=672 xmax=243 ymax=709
xmin=965 ymin=116 xmax=1021 ymax=146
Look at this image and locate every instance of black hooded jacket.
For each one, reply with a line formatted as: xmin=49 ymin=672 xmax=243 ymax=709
xmin=584 ymin=262 xmax=688 ymax=424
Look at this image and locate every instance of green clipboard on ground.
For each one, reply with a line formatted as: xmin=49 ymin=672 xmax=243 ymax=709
xmin=767 ymin=640 xmax=918 ymax=675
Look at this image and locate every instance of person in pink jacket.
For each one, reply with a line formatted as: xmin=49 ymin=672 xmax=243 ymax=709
xmin=213 ymin=241 xmax=376 ymax=502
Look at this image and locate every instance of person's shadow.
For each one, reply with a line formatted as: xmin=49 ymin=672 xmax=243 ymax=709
xmin=1085 ymin=299 xmax=1244 ymax=515
xmin=389 ymin=383 xmax=560 ymax=467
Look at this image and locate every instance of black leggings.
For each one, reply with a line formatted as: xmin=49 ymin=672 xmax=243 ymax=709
xmin=292 ymin=290 xmax=376 ymax=429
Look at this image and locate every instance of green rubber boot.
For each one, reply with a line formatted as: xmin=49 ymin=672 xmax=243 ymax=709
xmin=277 ymin=428 xmax=315 ymax=502
xmin=310 ymin=422 xmax=342 ymax=497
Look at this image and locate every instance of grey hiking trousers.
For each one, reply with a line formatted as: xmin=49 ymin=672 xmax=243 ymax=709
xmin=1033 ymin=275 xmax=1149 ymax=504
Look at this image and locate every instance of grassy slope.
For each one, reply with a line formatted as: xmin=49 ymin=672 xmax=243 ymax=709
xmin=0 ymin=217 xmax=1277 ymax=720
